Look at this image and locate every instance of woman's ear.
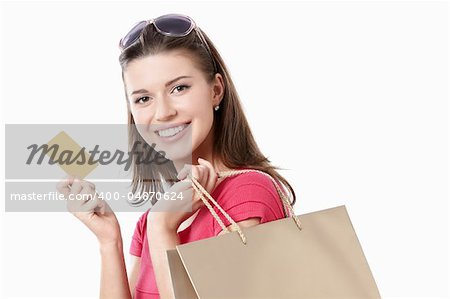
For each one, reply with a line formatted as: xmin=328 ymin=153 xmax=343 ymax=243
xmin=212 ymin=73 xmax=225 ymax=106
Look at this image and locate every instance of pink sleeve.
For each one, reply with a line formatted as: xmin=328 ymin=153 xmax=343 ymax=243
xmin=129 ymin=211 xmax=148 ymax=257
xmin=212 ymin=174 xmax=285 ymax=236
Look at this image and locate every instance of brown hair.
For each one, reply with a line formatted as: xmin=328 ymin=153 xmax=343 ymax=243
xmin=119 ymin=21 xmax=297 ymax=211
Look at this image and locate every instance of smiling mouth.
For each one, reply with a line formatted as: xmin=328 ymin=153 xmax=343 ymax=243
xmin=155 ymin=123 xmax=190 ymax=138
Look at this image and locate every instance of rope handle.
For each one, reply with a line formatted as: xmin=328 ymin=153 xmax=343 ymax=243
xmin=188 ymin=173 xmax=248 ymax=244
xmin=187 ymin=169 xmax=302 ymax=244
xmin=218 ymin=169 xmax=302 ymax=229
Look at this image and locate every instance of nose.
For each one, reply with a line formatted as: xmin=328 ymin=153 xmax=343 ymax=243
xmin=154 ymin=97 xmax=177 ymax=121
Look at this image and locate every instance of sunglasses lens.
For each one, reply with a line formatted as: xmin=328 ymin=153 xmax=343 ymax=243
xmin=154 ymin=14 xmax=193 ymax=36
xmin=121 ymin=20 xmax=147 ymax=49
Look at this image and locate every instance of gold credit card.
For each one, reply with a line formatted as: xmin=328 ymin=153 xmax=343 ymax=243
xmin=46 ymin=131 xmax=98 ymax=179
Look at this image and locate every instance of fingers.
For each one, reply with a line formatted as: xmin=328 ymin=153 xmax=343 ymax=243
xmin=56 ymin=175 xmax=75 ymax=198
xmin=178 ymin=163 xmax=206 ymax=181
xmin=198 ymin=158 xmax=218 ymax=193
xmin=177 ymin=163 xmax=206 ymax=182
xmin=192 ymin=164 xmax=207 ymax=183
xmin=60 ymin=177 xmax=100 ymax=215
xmin=78 ymin=193 xmax=103 ymax=214
xmin=170 ymin=179 xmax=192 ymax=192
xmin=78 ymin=182 xmax=95 ymax=206
xmin=177 ymin=164 xmax=197 ymax=181
xmin=166 ymin=159 xmax=218 ymax=213
xmin=70 ymin=177 xmax=83 ymax=195
xmin=177 ymin=164 xmax=202 ymax=182
xmin=175 ymin=159 xmax=218 ymax=195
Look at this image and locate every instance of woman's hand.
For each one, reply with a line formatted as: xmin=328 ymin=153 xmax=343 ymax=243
xmin=147 ymin=158 xmax=218 ymax=233
xmin=57 ymin=176 xmax=122 ymax=246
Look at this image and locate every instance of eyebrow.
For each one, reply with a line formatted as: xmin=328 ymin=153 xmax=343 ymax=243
xmin=130 ymin=75 xmax=193 ymax=96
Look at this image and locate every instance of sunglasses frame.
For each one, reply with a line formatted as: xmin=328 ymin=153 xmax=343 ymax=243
xmin=119 ymin=14 xmax=217 ymax=73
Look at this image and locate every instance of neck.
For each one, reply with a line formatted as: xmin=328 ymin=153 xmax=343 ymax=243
xmin=173 ymin=126 xmax=227 ymax=174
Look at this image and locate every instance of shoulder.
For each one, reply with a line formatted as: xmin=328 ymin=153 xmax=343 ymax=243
xmin=217 ymin=171 xmax=283 ymax=205
xmin=138 ymin=209 xmax=150 ymax=225
xmin=129 ymin=209 xmax=150 ymax=257
xmin=225 ymin=170 xmax=276 ymax=187
xmin=209 ymin=170 xmax=287 ymax=235
xmin=132 ymin=209 xmax=150 ymax=237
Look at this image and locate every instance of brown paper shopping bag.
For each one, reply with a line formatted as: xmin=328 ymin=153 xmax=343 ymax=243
xmin=166 ymin=169 xmax=381 ymax=299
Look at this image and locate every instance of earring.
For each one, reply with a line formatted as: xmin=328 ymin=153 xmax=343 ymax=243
xmin=214 ymin=105 xmax=220 ymax=111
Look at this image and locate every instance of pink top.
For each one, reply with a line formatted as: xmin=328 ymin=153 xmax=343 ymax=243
xmin=129 ymin=171 xmax=287 ymax=298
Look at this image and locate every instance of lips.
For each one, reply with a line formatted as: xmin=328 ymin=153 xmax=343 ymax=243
xmin=153 ymin=121 xmax=191 ymax=138
xmin=155 ymin=123 xmax=189 ymax=137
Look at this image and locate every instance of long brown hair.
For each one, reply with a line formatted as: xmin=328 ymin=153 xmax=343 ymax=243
xmin=119 ymin=20 xmax=297 ymax=210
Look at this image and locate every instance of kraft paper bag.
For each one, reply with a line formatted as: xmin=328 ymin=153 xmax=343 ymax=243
xmin=166 ymin=170 xmax=381 ymax=299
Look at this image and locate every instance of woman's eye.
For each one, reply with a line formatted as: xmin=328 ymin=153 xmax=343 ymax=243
xmin=134 ymin=96 xmax=150 ymax=104
xmin=172 ymin=84 xmax=190 ymax=94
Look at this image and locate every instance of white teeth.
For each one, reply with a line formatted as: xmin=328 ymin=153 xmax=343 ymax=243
xmin=156 ymin=124 xmax=188 ymax=137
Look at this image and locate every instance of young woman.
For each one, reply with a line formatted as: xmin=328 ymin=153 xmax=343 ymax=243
xmin=57 ymin=13 xmax=297 ymax=299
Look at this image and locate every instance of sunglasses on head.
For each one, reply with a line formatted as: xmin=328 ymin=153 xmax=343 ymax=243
xmin=119 ymin=13 xmax=217 ymax=72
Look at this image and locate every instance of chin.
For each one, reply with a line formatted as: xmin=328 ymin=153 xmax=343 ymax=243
xmin=162 ymin=134 xmax=194 ymax=163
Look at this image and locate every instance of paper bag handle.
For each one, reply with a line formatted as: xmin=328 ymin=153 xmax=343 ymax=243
xmin=187 ymin=169 xmax=302 ymax=245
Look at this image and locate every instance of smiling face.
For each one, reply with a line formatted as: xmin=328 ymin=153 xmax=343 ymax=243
xmin=123 ymin=49 xmax=224 ymax=166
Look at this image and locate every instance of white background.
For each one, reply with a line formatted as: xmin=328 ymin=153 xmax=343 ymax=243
xmin=0 ymin=1 xmax=449 ymax=298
